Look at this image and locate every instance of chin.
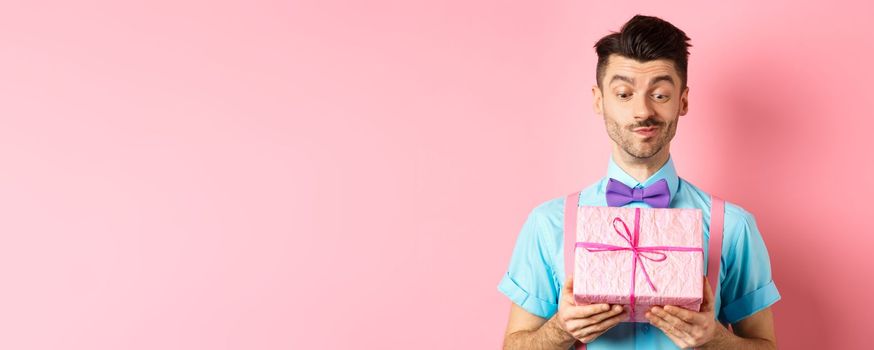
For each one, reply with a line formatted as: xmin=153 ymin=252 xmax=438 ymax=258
xmin=626 ymin=145 xmax=663 ymax=159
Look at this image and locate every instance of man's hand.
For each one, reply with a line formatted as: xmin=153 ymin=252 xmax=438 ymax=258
xmin=557 ymin=275 xmax=628 ymax=343
xmin=644 ymin=276 xmax=731 ymax=349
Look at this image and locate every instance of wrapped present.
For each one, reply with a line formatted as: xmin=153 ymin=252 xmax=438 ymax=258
xmin=573 ymin=206 xmax=704 ymax=322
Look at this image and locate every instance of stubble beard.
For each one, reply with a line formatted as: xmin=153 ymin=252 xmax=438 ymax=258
xmin=603 ymin=109 xmax=677 ymax=160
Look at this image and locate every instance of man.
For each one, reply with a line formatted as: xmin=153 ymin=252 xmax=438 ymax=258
xmin=498 ymin=15 xmax=780 ymax=349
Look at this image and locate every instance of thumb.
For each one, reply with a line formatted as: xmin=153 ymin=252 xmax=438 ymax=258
xmin=701 ymin=276 xmax=715 ymax=312
xmin=561 ymin=275 xmax=574 ymax=303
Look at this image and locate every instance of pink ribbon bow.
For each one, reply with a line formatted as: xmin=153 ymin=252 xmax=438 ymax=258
xmin=575 ymin=207 xmax=702 ymax=319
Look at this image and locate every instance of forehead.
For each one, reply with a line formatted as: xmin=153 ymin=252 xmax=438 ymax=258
xmin=603 ymin=54 xmax=680 ymax=86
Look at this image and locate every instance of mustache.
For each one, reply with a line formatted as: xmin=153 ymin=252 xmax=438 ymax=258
xmin=627 ymin=119 xmax=664 ymax=129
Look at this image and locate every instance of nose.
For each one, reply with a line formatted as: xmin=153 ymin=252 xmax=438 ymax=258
xmin=632 ymin=93 xmax=655 ymax=120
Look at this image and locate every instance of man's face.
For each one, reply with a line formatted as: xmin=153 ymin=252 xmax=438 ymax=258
xmin=593 ymin=54 xmax=689 ymax=159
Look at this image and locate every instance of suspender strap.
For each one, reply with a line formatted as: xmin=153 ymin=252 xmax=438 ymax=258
xmin=707 ymin=196 xmax=725 ymax=299
xmin=563 ymin=191 xmax=580 ymax=283
xmin=563 ymin=191 xmax=585 ymax=350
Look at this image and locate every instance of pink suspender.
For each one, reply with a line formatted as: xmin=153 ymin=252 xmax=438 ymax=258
xmin=562 ymin=192 xmax=725 ymax=350
xmin=563 ymin=192 xmax=586 ymax=350
xmin=563 ymin=191 xmax=580 ymax=292
xmin=707 ymin=196 xmax=725 ymax=303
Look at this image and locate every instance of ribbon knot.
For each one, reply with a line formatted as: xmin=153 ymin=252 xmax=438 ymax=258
xmin=575 ymin=208 xmax=702 ymax=320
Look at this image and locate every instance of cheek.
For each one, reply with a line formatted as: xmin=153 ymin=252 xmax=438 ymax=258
xmin=602 ymin=108 xmax=619 ymax=126
xmin=602 ymin=103 xmax=629 ymax=122
xmin=659 ymin=99 xmax=682 ymax=113
xmin=604 ymin=99 xmax=629 ymax=112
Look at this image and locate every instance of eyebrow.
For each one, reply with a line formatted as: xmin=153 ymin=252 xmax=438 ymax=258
xmin=609 ymin=75 xmax=634 ymax=85
xmin=608 ymin=74 xmax=676 ymax=86
xmin=652 ymin=75 xmax=676 ymax=86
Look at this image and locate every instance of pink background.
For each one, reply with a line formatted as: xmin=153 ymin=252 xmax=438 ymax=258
xmin=1 ymin=1 xmax=871 ymax=349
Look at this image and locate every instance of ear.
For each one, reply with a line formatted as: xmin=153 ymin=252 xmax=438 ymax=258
xmin=679 ymin=85 xmax=690 ymax=116
xmin=592 ymin=85 xmax=603 ymax=116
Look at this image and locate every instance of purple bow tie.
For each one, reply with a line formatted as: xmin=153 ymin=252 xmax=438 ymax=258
xmin=605 ymin=178 xmax=671 ymax=208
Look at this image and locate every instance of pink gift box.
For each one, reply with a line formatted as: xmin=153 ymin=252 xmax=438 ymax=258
xmin=573 ymin=206 xmax=704 ymax=322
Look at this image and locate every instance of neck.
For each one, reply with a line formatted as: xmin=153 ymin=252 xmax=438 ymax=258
xmin=611 ymin=143 xmax=671 ymax=183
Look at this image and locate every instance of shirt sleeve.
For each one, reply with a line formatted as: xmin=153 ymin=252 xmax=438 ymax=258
xmin=497 ymin=207 xmax=560 ymax=319
xmin=717 ymin=205 xmax=782 ymax=324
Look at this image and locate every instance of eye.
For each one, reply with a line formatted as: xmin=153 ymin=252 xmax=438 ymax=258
xmin=652 ymin=93 xmax=670 ymax=102
xmin=616 ymin=92 xmax=632 ymax=100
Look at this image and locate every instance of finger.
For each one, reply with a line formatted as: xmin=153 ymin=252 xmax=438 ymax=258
xmin=573 ymin=309 xmax=629 ymax=341
xmin=646 ymin=311 xmax=689 ymax=345
xmin=660 ymin=327 xmax=690 ymax=349
xmin=584 ymin=305 xmax=626 ymax=324
xmin=577 ymin=328 xmax=608 ymax=344
xmin=701 ymin=276 xmax=715 ymax=312
xmin=566 ymin=305 xmax=624 ymax=328
xmin=650 ymin=306 xmax=694 ymax=334
xmin=663 ymin=305 xmax=702 ymax=324
xmin=566 ymin=303 xmax=614 ymax=319
xmin=584 ymin=309 xmax=629 ymax=332
xmin=646 ymin=311 xmax=694 ymax=346
xmin=561 ymin=276 xmax=574 ymax=304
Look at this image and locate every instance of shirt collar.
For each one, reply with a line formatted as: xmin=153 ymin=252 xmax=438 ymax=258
xmin=605 ymin=154 xmax=680 ymax=203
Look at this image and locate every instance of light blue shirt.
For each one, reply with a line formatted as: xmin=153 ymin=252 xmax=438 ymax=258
xmin=498 ymin=155 xmax=781 ymax=349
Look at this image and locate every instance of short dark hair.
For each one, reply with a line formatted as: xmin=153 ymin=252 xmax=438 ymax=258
xmin=594 ymin=15 xmax=692 ymax=89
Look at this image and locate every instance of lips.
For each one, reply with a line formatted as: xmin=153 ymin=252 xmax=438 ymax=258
xmin=633 ymin=126 xmax=658 ymax=137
